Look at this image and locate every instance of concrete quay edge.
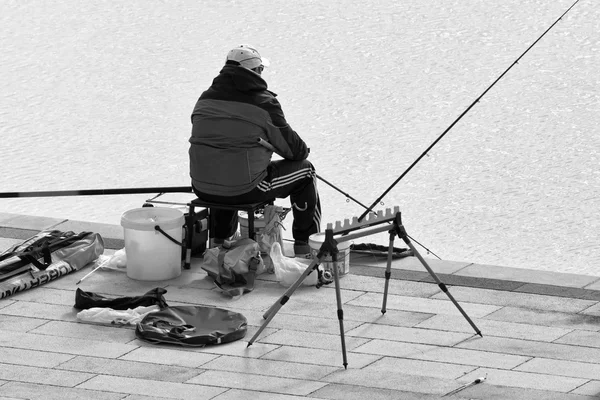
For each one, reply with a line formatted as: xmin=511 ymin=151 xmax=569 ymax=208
xmin=1 ymin=211 xmax=599 ymax=295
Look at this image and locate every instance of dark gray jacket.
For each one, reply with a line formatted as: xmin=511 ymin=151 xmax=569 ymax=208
xmin=189 ymin=65 xmax=308 ymax=196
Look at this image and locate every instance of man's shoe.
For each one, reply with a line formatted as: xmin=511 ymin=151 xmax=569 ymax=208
xmin=294 ymin=240 xmax=311 ymax=256
xmin=213 ymin=231 xmax=241 ymax=249
xmin=213 ymin=237 xmax=233 ymax=249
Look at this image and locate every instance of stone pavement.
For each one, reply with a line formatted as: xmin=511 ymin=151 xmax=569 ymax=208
xmin=1 ymin=211 xmax=600 ymax=399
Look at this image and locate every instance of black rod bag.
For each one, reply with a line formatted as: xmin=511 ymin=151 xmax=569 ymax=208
xmin=135 ymin=305 xmax=247 ymax=347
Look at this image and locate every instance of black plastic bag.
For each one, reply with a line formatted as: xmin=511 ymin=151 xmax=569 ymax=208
xmin=135 ymin=305 xmax=247 ymax=347
xmin=74 ymin=287 xmax=169 ymax=310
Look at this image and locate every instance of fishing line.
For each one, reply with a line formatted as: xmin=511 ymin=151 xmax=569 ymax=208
xmin=316 ymin=174 xmax=442 ymax=259
xmin=316 ymin=174 xmax=376 ymax=214
xmin=358 ymin=0 xmax=582 ymax=222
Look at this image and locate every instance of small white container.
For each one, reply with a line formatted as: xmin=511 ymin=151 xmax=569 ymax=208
xmin=120 ymin=207 xmax=184 ymax=281
xmin=308 ymin=233 xmax=351 ymax=276
xmin=238 ymin=211 xmax=267 ymax=239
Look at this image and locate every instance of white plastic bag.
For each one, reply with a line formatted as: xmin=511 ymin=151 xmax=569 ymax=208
xmin=77 ymin=305 xmax=160 ymax=325
xmin=270 ymin=242 xmax=317 ymax=287
xmin=105 ymin=248 xmax=127 ymax=270
xmin=258 ymin=205 xmax=287 ymax=273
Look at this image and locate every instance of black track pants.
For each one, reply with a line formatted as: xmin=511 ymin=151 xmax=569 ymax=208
xmin=193 ymin=159 xmax=322 ymax=243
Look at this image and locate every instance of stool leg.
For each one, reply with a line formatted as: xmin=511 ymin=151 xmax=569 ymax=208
xmin=184 ymin=204 xmax=195 ymax=269
xmin=248 ymin=210 xmax=255 ymax=240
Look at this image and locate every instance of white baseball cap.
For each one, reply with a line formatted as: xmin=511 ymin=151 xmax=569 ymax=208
xmin=226 ymin=44 xmax=270 ymax=70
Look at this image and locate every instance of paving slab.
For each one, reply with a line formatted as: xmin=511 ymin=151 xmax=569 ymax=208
xmin=416 ymin=314 xmax=574 ymax=342
xmin=0 ymin=329 xmax=138 ymax=358
xmin=309 ymin=383 xmax=446 ymax=400
xmin=516 ymin=283 xmax=600 ymax=301
xmin=0 ymin=381 xmax=124 ymax=400
xmin=213 ymin=389 xmax=332 ymax=400
xmin=0 ymin=363 xmax=94 ymax=387
xmin=0 ymin=315 xmax=48 ymax=332
xmin=346 ymin=323 xmax=474 ymax=347
xmin=9 ymin=287 xmax=78 ymax=306
xmin=119 ymin=346 xmax=219 ymax=368
xmin=0 ymin=213 xmax=66 ymax=231
xmin=77 ymin=375 xmax=227 ymax=399
xmin=347 ymin=292 xmax=500 ymax=319
xmin=461 ymin=382 xmax=599 ymax=400
xmin=333 ymin=273 xmax=441 ymax=297
xmin=200 ymin=354 xmax=338 ymax=380
xmin=401 ymin=345 xmax=531 ymax=370
xmin=554 ymin=330 xmax=600 ymax=348
xmin=261 ymin=345 xmax=380 ymax=369
xmin=337 ymin=303 xmax=434 ymax=326
xmin=0 ymin=347 xmax=75 ymax=368
xmin=132 ymin=335 xmax=281 ymax=360
xmin=0 ymin=301 xmax=79 ymax=322
xmin=236 ymin=309 xmax=316 ymax=334
xmin=458 ymin=367 xmax=589 ymax=393
xmin=185 ymin=370 xmax=328 ymax=396
xmin=485 ymin=306 xmax=600 ymax=331
xmin=579 ymin=302 xmax=600 ymax=316
xmin=457 ymin=335 xmax=600 ymax=364
xmin=571 ymin=380 xmax=600 ymax=397
xmin=29 ymin=320 xmax=136 ymax=343
xmin=322 ymin=368 xmax=460 ymax=396
xmin=353 ymin=255 xmax=471 ymax=275
xmin=57 ymin=356 xmax=202 ymax=382
xmin=364 ymin=356 xmax=477 ymax=380
xmin=457 ymin=263 xmax=599 ymax=288
xmin=352 ymin=339 xmax=437 ymax=358
xmin=515 ymin=357 xmax=600 ymax=380
xmin=429 ymin=285 xmax=598 ymax=313
xmin=259 ymin=328 xmax=370 ymax=351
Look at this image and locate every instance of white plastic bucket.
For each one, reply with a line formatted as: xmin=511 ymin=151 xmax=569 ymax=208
xmin=309 ymin=233 xmax=351 ymax=276
xmin=120 ymin=207 xmax=184 ymax=281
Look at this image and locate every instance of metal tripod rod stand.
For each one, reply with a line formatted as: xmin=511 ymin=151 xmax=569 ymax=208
xmin=247 ymin=228 xmax=349 ymax=368
xmin=384 ymin=212 xmax=482 ymax=337
xmin=313 ymin=209 xmax=482 ymax=337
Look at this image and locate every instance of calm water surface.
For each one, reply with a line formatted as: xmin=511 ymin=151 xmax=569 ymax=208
xmin=1 ymin=0 xmax=598 ymax=275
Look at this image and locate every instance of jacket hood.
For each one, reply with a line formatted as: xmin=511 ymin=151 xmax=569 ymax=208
xmin=214 ymin=65 xmax=270 ymax=93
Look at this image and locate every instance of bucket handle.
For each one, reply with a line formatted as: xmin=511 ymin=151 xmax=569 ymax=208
xmin=154 ymin=225 xmax=183 ymax=247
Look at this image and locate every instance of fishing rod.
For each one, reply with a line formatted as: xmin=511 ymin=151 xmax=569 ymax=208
xmin=257 ymin=137 xmax=377 ymax=213
xmin=316 ymin=174 xmax=377 ymax=215
xmin=358 ymin=0 xmax=582 ymax=222
xmin=317 ymin=171 xmax=442 ymax=259
xmin=258 ymin=136 xmax=441 ymax=257
xmin=0 ymin=186 xmax=193 ymax=198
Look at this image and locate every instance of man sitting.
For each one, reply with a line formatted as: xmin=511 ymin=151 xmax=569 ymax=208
xmin=189 ymin=44 xmax=321 ymax=255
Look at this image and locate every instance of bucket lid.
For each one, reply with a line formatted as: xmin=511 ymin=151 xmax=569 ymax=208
xmin=121 ymin=207 xmax=184 ymax=231
xmin=309 ymin=232 xmax=351 ymax=250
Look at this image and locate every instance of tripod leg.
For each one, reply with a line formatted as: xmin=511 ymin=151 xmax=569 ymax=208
xmin=262 ymin=256 xmax=324 ymax=320
xmin=381 ymin=231 xmax=396 ymax=314
xmin=330 ymin=251 xmax=348 ymax=369
xmin=403 ymin=238 xmax=482 ymax=337
xmin=248 ymin=258 xmax=322 ymax=347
